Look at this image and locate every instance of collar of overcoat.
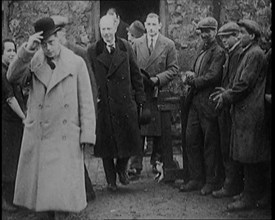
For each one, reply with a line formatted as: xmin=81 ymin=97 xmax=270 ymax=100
xmin=31 ymin=46 xmax=75 ymax=94
xmin=137 ymin=34 xmax=168 ymax=69
xmin=192 ymin=40 xmax=219 ymax=72
xmin=95 ymin=37 xmax=128 ymax=78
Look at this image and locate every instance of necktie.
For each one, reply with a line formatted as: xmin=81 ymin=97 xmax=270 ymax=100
xmin=149 ymin=38 xmax=154 ymax=55
xmin=108 ymin=44 xmax=115 ymax=54
xmin=46 ymin=57 xmax=56 ymax=70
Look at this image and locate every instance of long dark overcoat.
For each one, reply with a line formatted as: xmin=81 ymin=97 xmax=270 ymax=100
xmin=222 ymin=43 xmax=270 ymax=163
xmin=87 ymin=38 xmax=145 ymax=158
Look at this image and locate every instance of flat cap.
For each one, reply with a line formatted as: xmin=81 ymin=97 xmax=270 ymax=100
xmin=237 ymin=19 xmax=261 ymax=37
xmin=197 ymin=17 xmax=218 ymax=30
xmin=127 ymin=20 xmax=145 ymax=38
xmin=218 ymin=22 xmax=240 ymax=36
xmin=51 ymin=15 xmax=71 ymax=28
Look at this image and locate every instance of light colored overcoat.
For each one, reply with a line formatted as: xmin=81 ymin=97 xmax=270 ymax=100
xmin=7 ymin=44 xmax=96 ymax=212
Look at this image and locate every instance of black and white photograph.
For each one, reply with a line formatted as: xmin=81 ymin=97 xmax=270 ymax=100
xmin=2 ymin=0 xmax=272 ymax=219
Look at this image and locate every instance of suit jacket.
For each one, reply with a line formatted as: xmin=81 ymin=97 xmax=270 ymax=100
xmin=87 ymin=38 xmax=146 ymax=158
xmin=132 ymin=34 xmax=179 ymax=136
xmin=191 ymin=40 xmax=226 ymax=119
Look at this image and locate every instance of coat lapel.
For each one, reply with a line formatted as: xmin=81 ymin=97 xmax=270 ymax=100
xmin=145 ymin=35 xmax=166 ymax=69
xmin=46 ymin=47 xmax=73 ymax=94
xmin=138 ymin=36 xmax=150 ymax=61
xmin=107 ymin=47 xmax=126 ymax=77
xmin=32 ymin=50 xmax=52 ymax=89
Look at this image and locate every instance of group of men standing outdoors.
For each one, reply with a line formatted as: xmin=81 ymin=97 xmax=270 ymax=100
xmin=2 ymin=5 xmax=271 ymax=220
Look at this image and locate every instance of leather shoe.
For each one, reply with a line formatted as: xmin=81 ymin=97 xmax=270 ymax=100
xmin=200 ymin=183 xmax=218 ymax=196
xmin=179 ymin=180 xmax=203 ymax=192
xmin=233 ymin=192 xmax=244 ymax=201
xmin=227 ymin=196 xmax=255 ymax=211
xmin=117 ymin=171 xmax=130 ymax=185
xmin=2 ymin=197 xmax=17 ymax=212
xmin=212 ymin=187 xmax=236 ymax=198
xmin=107 ymin=183 xmax=118 ymax=192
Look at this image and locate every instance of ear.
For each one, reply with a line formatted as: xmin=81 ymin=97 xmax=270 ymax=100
xmin=159 ymin=22 xmax=162 ymax=29
xmin=250 ymin=33 xmax=256 ymax=40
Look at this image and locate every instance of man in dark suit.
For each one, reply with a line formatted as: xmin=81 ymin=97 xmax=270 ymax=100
xmin=106 ymin=8 xmax=129 ymax=40
xmin=87 ymin=15 xmax=145 ymax=191
xmin=132 ymin=13 xmax=179 ymax=173
xmin=179 ymin=17 xmax=226 ymax=195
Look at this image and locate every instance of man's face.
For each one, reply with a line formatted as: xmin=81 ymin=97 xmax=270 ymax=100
xmin=41 ymin=34 xmax=60 ymax=58
xmin=239 ymin=27 xmax=253 ymax=48
xmin=200 ymin=28 xmax=217 ymax=44
xmin=100 ymin=17 xmax=116 ymax=44
xmin=220 ymin=33 xmax=239 ymax=50
xmin=145 ymin=17 xmax=161 ymax=37
xmin=2 ymin=41 xmax=16 ymax=65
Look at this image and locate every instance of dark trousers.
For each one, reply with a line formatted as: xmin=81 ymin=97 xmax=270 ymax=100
xmin=218 ymin=110 xmax=243 ymax=191
xmin=2 ymin=181 xmax=15 ymax=204
xmin=102 ymin=157 xmax=129 ymax=184
xmin=243 ymin=162 xmax=267 ymax=200
xmin=186 ymin=104 xmax=220 ymax=184
xmin=129 ymin=137 xmax=145 ymax=171
xmin=84 ymin=163 xmax=94 ymax=194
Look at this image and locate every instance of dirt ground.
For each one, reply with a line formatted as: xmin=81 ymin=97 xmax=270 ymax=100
xmin=2 ymin=151 xmax=271 ymax=220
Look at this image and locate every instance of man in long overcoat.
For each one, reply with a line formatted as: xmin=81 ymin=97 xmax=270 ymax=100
xmin=211 ymin=22 xmax=244 ymax=198
xmin=132 ymin=13 xmax=179 ymax=172
xmin=179 ymin=17 xmax=226 ymax=195
xmin=87 ymin=15 xmax=145 ymax=191
xmin=210 ymin=19 xmax=270 ymax=211
xmin=7 ymin=17 xmax=96 ymax=217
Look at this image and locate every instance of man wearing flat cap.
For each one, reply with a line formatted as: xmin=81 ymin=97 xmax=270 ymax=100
xmin=210 ymin=19 xmax=270 ymax=211
xmin=51 ymin=14 xmax=97 ymax=202
xmin=210 ymin=22 xmax=244 ymax=199
xmin=179 ymin=16 xmax=226 ymax=195
xmin=7 ymin=17 xmax=96 ymax=218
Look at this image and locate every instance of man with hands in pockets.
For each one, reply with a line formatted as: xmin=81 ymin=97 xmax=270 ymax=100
xmin=7 ymin=17 xmax=96 ymax=219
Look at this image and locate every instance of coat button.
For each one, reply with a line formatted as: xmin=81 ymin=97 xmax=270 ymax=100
xmin=62 ymin=136 xmax=66 ymax=140
xmin=38 ymin=104 xmax=43 ymax=109
xmin=64 ymin=104 xmax=69 ymax=108
xmin=63 ymin=119 xmax=67 ymax=124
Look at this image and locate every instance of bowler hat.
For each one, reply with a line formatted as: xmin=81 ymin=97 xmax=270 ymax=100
xmin=197 ymin=17 xmax=218 ymax=30
xmin=218 ymin=22 xmax=240 ymax=36
xmin=33 ymin=17 xmax=61 ymax=41
xmin=237 ymin=19 xmax=261 ymax=37
xmin=51 ymin=15 xmax=72 ymax=28
xmin=127 ymin=20 xmax=145 ymax=38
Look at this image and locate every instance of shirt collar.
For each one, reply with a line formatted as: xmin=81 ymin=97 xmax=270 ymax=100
xmin=147 ymin=33 xmax=159 ymax=45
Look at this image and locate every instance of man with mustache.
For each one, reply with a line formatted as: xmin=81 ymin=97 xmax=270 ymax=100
xmin=179 ymin=17 xmax=225 ymax=195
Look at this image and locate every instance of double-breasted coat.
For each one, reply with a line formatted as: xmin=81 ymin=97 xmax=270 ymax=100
xmin=132 ymin=34 xmax=179 ymax=136
xmin=7 ymin=44 xmax=96 ymax=212
xmin=222 ymin=43 xmax=270 ymax=163
xmin=87 ymin=38 xmax=145 ymax=158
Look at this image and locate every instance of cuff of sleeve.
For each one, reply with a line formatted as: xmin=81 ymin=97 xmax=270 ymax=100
xmin=80 ymin=132 xmax=96 ymax=145
xmin=17 ymin=43 xmax=36 ymax=63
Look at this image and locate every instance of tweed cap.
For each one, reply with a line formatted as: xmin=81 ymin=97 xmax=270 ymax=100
xmin=237 ymin=19 xmax=261 ymax=37
xmin=51 ymin=15 xmax=71 ymax=28
xmin=197 ymin=17 xmax=218 ymax=30
xmin=218 ymin=22 xmax=240 ymax=36
xmin=34 ymin=17 xmax=61 ymax=41
xmin=127 ymin=20 xmax=145 ymax=38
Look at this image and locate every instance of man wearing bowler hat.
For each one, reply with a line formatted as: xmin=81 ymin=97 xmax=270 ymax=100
xmin=210 ymin=19 xmax=270 ymax=211
xmin=7 ymin=17 xmax=96 ymax=218
xmin=179 ymin=17 xmax=225 ymax=195
xmin=51 ymin=15 xmax=97 ymax=201
xmin=210 ymin=22 xmax=244 ymax=199
xmin=127 ymin=20 xmax=146 ymax=45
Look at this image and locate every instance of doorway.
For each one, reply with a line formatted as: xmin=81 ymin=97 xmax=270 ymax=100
xmin=100 ymin=0 xmax=160 ymax=25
